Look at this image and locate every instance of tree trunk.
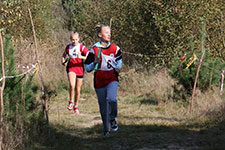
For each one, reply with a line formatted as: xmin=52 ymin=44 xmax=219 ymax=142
xmin=0 ymin=31 xmax=6 ymax=150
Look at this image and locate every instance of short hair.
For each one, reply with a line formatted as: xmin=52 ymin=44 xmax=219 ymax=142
xmin=96 ymin=24 xmax=110 ymax=38
xmin=70 ymin=32 xmax=79 ymax=40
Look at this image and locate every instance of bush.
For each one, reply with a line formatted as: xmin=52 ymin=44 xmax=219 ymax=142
xmin=169 ymin=51 xmax=225 ymax=94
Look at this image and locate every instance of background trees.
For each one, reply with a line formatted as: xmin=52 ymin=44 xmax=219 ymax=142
xmin=62 ymin=0 xmax=225 ymax=63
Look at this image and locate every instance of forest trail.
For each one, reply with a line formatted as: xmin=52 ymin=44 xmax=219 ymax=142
xmin=34 ymin=78 xmax=223 ymax=150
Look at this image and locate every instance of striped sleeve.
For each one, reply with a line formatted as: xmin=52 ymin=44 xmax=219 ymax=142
xmin=115 ymin=46 xmax=122 ymax=69
xmin=115 ymin=46 xmax=122 ymax=61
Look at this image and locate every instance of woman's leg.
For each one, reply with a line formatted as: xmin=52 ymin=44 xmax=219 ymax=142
xmin=74 ymin=77 xmax=83 ymax=108
xmin=95 ymin=87 xmax=110 ymax=135
xmin=106 ymin=81 xmax=119 ymax=121
xmin=68 ymin=72 xmax=76 ymax=109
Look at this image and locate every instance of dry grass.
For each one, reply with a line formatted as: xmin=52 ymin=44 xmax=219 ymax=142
xmin=14 ymin=29 xmax=74 ymax=90
xmin=2 ymin=124 xmax=21 ymax=150
xmin=118 ymin=68 xmax=175 ymax=102
xmin=119 ymin=68 xmax=225 ymax=121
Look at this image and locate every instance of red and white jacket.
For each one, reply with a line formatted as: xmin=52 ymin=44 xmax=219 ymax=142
xmin=85 ymin=41 xmax=122 ymax=88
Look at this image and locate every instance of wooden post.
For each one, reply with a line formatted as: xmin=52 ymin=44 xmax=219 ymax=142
xmin=190 ymin=19 xmax=206 ymax=112
xmin=28 ymin=8 xmax=49 ymax=128
xmin=190 ymin=50 xmax=205 ymax=112
xmin=0 ymin=31 xmax=5 ymax=150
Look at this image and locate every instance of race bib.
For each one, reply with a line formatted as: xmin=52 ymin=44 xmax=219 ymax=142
xmin=100 ymin=53 xmax=117 ymax=70
xmin=69 ymin=45 xmax=80 ymax=59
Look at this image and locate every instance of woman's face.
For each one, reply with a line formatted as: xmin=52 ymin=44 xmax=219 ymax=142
xmin=71 ymin=34 xmax=79 ymax=46
xmin=99 ymin=26 xmax=111 ymax=42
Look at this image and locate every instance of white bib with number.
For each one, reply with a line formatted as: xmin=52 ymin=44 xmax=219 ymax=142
xmin=68 ymin=44 xmax=80 ymax=59
xmin=100 ymin=53 xmax=117 ymax=71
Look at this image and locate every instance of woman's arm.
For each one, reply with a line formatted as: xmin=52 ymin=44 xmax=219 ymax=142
xmin=61 ymin=51 xmax=68 ymax=66
xmin=85 ymin=52 xmax=95 ymax=72
xmin=78 ymin=51 xmax=89 ymax=60
xmin=85 ymin=62 xmax=95 ymax=72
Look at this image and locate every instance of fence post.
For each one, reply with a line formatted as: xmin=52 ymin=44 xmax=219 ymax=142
xmin=190 ymin=19 xmax=206 ymax=112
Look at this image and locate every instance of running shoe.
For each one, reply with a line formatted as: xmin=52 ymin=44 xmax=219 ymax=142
xmin=74 ymin=107 xmax=80 ymax=115
xmin=104 ymin=131 xmax=110 ymax=137
xmin=67 ymin=101 xmax=74 ymax=111
xmin=111 ymin=119 xmax=118 ymax=131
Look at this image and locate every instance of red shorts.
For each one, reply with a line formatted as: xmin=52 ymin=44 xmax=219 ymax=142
xmin=66 ymin=64 xmax=84 ymax=78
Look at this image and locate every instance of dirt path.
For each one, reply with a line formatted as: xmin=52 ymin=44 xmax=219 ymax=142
xmin=34 ymin=89 xmax=225 ymax=150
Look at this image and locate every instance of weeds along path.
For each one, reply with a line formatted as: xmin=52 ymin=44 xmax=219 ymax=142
xmin=37 ymin=79 xmax=224 ymax=150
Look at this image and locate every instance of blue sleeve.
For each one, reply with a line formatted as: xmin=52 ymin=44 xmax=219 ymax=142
xmin=115 ymin=59 xmax=122 ymax=69
xmin=85 ymin=62 xmax=95 ymax=72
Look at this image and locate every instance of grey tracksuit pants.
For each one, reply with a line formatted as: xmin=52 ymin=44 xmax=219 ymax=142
xmin=95 ymin=81 xmax=118 ymax=133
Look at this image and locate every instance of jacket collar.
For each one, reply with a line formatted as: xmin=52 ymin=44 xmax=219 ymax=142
xmin=93 ymin=41 xmax=111 ymax=48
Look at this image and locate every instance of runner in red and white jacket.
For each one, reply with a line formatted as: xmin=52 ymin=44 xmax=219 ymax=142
xmin=62 ymin=32 xmax=89 ymax=114
xmin=85 ymin=41 xmax=122 ymax=88
xmin=85 ymin=25 xmax=122 ymax=136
